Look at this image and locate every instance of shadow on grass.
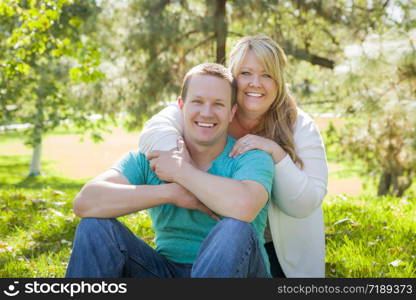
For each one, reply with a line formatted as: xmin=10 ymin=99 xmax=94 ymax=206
xmin=0 ymin=155 xmax=85 ymax=191
xmin=17 ymin=218 xmax=79 ymax=262
xmin=0 ymin=155 xmax=86 ymax=275
xmin=0 ymin=218 xmax=79 ymax=277
xmin=15 ymin=176 xmax=84 ymax=192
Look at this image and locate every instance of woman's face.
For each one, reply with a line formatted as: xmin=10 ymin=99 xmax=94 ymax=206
xmin=236 ymin=50 xmax=277 ymax=116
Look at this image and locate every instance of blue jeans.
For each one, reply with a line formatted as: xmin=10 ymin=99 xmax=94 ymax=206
xmin=65 ymin=218 xmax=270 ymax=278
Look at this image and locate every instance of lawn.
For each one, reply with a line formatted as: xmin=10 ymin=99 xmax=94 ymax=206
xmin=0 ymin=154 xmax=155 ymax=277
xmin=0 ymin=129 xmax=415 ymax=278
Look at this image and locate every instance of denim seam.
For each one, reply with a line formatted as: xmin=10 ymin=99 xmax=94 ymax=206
xmin=235 ymin=233 xmax=256 ymax=277
xmin=98 ymin=219 xmax=164 ymax=278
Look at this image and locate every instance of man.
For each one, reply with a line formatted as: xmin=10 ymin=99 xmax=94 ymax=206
xmin=65 ymin=63 xmax=274 ymax=278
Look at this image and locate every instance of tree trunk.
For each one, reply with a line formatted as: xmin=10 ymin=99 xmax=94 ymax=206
xmin=214 ymin=0 xmax=227 ymax=64
xmin=29 ymin=94 xmax=44 ymax=177
xmin=29 ymin=140 xmax=42 ymax=176
xmin=393 ymin=174 xmax=413 ymax=197
xmin=377 ymin=172 xmax=391 ymax=196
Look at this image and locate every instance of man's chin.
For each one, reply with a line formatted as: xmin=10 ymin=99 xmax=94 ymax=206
xmin=193 ymin=139 xmax=217 ymax=146
xmin=185 ymin=132 xmax=227 ymax=148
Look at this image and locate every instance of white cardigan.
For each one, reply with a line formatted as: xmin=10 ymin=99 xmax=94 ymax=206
xmin=138 ymin=103 xmax=328 ymax=277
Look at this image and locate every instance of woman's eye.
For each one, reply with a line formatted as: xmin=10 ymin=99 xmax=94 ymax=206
xmin=241 ymin=71 xmax=250 ymax=76
xmin=263 ymin=74 xmax=272 ymax=78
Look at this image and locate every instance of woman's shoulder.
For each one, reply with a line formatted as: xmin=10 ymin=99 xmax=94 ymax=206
xmin=292 ymin=106 xmax=325 ymax=148
xmin=294 ymin=107 xmax=318 ymax=132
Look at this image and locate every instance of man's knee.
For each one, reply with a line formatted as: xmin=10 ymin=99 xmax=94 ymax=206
xmin=215 ymin=218 xmax=255 ymax=242
xmin=75 ymin=218 xmax=115 ymax=238
xmin=219 ymin=217 xmax=253 ymax=231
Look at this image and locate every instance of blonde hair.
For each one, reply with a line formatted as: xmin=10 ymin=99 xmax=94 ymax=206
xmin=180 ymin=63 xmax=237 ymax=106
xmin=228 ymin=35 xmax=303 ymax=168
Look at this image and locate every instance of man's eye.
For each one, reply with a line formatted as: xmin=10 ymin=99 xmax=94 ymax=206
xmin=215 ymin=103 xmax=225 ymax=107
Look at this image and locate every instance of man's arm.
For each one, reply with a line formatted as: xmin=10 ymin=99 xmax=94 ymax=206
xmin=73 ymin=169 xmax=172 ymax=218
xmin=176 ymin=167 xmax=268 ymax=222
xmin=74 ymin=168 xmax=219 ymax=220
xmin=149 ymin=150 xmax=270 ymax=223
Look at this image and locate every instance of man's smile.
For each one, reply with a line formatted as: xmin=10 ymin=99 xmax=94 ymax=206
xmin=195 ymin=121 xmax=217 ymax=128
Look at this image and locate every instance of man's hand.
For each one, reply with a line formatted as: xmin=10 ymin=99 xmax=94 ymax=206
xmin=176 ymin=136 xmax=194 ymax=166
xmin=147 ymin=137 xmax=191 ymax=182
xmin=165 ymin=183 xmax=220 ymax=221
xmin=147 ymin=149 xmax=183 ymax=182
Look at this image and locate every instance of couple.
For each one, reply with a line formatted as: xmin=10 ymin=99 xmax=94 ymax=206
xmin=66 ymin=35 xmax=328 ymax=278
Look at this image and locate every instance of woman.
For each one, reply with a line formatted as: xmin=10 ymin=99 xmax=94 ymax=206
xmin=138 ymin=35 xmax=328 ymax=278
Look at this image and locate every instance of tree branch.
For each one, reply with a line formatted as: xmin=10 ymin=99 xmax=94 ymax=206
xmin=178 ymin=34 xmax=217 ymax=66
xmin=282 ymin=40 xmax=335 ymax=69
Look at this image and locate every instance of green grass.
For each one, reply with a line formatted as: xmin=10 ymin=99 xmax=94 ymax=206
xmin=0 ymin=130 xmax=415 ymax=278
xmin=0 ymin=153 xmax=153 ymax=277
xmin=324 ymin=193 xmax=416 ymax=277
xmin=321 ymin=125 xmax=416 ymax=277
xmin=0 ymin=154 xmax=82 ymax=277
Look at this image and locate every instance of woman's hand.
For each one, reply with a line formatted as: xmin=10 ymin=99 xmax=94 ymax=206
xmin=229 ymin=134 xmax=287 ymax=163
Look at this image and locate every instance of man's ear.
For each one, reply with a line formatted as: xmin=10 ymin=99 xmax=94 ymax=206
xmin=178 ymin=96 xmax=184 ymax=109
xmin=229 ymin=103 xmax=237 ymax=122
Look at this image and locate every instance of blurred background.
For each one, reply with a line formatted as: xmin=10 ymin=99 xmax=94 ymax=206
xmin=0 ymin=0 xmax=415 ymax=277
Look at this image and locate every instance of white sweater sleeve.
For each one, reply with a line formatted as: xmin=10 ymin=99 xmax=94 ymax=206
xmin=138 ymin=102 xmax=184 ymax=155
xmin=272 ymin=108 xmax=328 ymax=218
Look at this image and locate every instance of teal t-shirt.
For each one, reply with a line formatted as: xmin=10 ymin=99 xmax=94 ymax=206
xmin=112 ymin=137 xmax=274 ymax=272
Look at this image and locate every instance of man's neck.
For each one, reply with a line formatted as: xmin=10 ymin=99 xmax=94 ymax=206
xmin=185 ymin=137 xmax=228 ymax=171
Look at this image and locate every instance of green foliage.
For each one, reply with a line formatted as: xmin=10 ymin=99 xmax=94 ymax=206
xmin=98 ymin=0 xmax=392 ymax=130
xmin=0 ymin=0 xmax=110 ymax=147
xmin=1 ymin=0 xmax=406 ymax=176
xmin=0 ymin=0 xmax=118 ymax=175
xmin=332 ymin=29 xmax=416 ymax=196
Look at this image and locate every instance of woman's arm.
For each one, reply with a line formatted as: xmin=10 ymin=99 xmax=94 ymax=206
xmin=272 ymin=109 xmax=328 ymax=218
xmin=138 ymin=102 xmax=184 ymax=155
xmin=229 ymin=109 xmax=328 ymax=218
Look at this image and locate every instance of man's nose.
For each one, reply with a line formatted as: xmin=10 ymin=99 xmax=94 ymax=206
xmin=200 ymin=103 xmax=214 ymax=116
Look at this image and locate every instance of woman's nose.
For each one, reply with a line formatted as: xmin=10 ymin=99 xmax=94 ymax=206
xmin=249 ymin=75 xmax=261 ymax=87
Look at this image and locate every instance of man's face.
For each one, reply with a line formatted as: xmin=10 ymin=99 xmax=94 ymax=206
xmin=179 ymin=74 xmax=236 ymax=147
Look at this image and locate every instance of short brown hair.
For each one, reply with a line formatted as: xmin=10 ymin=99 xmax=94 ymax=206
xmin=180 ymin=63 xmax=237 ymax=106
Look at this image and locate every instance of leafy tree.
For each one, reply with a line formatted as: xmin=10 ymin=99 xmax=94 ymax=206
xmin=100 ymin=0 xmax=391 ymax=129
xmin=0 ymin=0 xmax=108 ymax=176
xmin=334 ymin=28 xmax=416 ymax=196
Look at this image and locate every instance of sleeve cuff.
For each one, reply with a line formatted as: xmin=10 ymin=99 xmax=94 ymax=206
xmin=275 ymin=153 xmax=292 ymax=170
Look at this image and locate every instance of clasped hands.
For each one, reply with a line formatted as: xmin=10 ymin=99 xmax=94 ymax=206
xmin=147 ymin=137 xmax=220 ymax=221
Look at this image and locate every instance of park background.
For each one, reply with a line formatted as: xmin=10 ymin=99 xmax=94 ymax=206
xmin=0 ymin=0 xmax=415 ymax=277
